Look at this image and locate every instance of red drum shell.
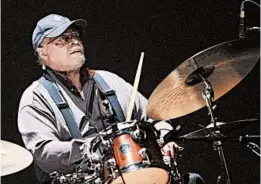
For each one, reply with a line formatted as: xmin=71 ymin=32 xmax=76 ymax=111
xmin=113 ymin=133 xmax=143 ymax=169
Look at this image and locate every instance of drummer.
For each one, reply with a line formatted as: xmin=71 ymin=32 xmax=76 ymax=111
xmin=17 ymin=13 xmax=205 ymax=184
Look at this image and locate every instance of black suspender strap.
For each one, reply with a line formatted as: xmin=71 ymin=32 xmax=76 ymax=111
xmin=39 ymin=76 xmax=82 ymax=138
xmin=92 ymin=72 xmax=126 ymax=122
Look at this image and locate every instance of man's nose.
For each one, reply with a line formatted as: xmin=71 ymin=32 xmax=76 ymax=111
xmin=69 ymin=38 xmax=81 ymax=46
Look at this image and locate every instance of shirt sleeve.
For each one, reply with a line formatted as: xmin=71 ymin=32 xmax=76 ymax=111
xmin=18 ymin=103 xmax=89 ymax=174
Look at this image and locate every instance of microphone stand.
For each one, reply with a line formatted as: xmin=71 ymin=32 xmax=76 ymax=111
xmin=199 ymin=74 xmax=231 ymax=184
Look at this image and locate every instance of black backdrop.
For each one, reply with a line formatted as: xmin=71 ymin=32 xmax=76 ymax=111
xmin=1 ymin=0 xmax=260 ymax=184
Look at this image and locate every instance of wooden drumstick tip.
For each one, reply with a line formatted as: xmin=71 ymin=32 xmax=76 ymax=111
xmin=126 ymin=52 xmax=145 ymax=121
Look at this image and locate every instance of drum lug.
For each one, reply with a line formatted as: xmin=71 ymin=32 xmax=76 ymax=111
xmin=156 ymin=137 xmax=164 ymax=147
xmin=99 ymin=134 xmax=113 ymax=152
xmin=163 ymin=156 xmax=182 ymax=184
xmin=93 ymin=177 xmax=102 ymax=184
xmin=106 ymin=158 xmax=118 ymax=179
xmin=139 ymin=148 xmax=151 ymax=164
xmin=131 ymin=125 xmax=146 ymax=143
xmin=59 ymin=175 xmax=68 ymax=183
xmin=106 ymin=158 xmax=116 ymax=169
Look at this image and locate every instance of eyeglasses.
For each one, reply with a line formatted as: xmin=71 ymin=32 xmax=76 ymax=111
xmin=46 ymin=32 xmax=82 ymax=46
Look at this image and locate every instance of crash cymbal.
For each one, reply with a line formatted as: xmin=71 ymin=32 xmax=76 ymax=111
xmin=147 ymin=38 xmax=260 ymax=120
xmin=1 ymin=140 xmax=33 ymax=176
xmin=180 ymin=118 xmax=259 ymax=138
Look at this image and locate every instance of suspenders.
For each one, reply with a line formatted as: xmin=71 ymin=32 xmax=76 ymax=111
xmin=92 ymin=73 xmax=126 ymax=122
xmin=39 ymin=77 xmax=83 ymax=138
xmin=39 ymin=71 xmax=125 ymax=138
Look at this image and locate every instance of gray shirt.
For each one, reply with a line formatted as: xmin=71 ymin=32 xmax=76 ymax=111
xmin=18 ymin=70 xmax=147 ymax=174
xmin=17 ymin=70 xmax=173 ymax=181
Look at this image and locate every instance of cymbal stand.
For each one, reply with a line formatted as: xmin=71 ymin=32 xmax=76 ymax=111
xmin=246 ymin=142 xmax=260 ymax=157
xmin=199 ymin=74 xmax=231 ymax=184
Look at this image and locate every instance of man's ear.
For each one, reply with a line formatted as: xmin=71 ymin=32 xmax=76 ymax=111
xmin=36 ymin=47 xmax=48 ymax=61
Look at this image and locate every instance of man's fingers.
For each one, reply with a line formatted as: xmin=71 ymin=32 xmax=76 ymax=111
xmin=170 ymin=145 xmax=175 ymax=158
xmin=161 ymin=142 xmax=176 ymax=158
xmin=161 ymin=147 xmax=170 ymax=156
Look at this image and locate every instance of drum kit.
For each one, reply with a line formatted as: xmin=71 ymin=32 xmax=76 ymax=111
xmin=2 ymin=35 xmax=259 ymax=184
xmin=1 ymin=7 xmax=260 ymax=184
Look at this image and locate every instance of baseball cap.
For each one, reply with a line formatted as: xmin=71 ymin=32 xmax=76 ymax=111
xmin=32 ymin=14 xmax=87 ymax=50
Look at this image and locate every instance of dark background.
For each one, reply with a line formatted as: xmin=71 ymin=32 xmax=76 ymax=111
xmin=1 ymin=0 xmax=260 ymax=184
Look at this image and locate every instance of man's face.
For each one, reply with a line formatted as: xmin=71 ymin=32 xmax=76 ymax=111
xmin=40 ymin=28 xmax=85 ymax=72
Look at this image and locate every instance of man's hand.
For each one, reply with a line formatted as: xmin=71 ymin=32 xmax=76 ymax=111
xmin=161 ymin=141 xmax=182 ymax=159
xmin=151 ymin=120 xmax=183 ymax=159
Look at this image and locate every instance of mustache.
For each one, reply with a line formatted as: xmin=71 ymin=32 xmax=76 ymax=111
xmin=70 ymin=47 xmax=84 ymax=54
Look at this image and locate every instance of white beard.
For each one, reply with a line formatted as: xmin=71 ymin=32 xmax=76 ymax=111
xmin=70 ymin=53 xmax=86 ymax=68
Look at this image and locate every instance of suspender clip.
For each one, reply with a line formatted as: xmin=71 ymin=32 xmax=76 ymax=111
xmin=103 ymin=89 xmax=116 ymax=96
xmin=57 ymin=102 xmax=69 ymax=109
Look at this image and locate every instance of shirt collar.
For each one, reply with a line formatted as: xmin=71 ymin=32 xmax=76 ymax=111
xmin=44 ymin=65 xmax=90 ymax=96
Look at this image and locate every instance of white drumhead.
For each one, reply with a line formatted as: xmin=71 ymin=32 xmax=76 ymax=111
xmin=111 ymin=167 xmax=169 ymax=184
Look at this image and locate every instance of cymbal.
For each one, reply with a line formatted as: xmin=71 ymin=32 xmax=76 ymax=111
xmin=147 ymin=39 xmax=260 ymax=120
xmin=180 ymin=118 xmax=259 ymax=138
xmin=1 ymin=140 xmax=33 ymax=176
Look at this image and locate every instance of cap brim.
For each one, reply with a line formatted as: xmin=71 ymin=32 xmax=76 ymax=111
xmin=46 ymin=19 xmax=87 ymax=38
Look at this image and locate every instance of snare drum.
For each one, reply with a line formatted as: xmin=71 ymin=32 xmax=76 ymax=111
xmin=106 ymin=121 xmax=171 ymax=184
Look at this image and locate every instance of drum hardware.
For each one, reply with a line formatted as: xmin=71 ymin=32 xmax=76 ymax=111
xmin=239 ymin=134 xmax=260 ymax=143
xmin=246 ymin=142 xmax=260 ymax=157
xmin=246 ymin=26 xmax=260 ymax=32
xmin=74 ymin=148 xmax=103 ymax=173
xmin=67 ymin=116 xmax=258 ymax=184
xmin=176 ymin=134 xmax=260 ymax=143
xmin=163 ymin=156 xmax=182 ymax=184
xmin=100 ymin=134 xmax=113 ymax=153
xmin=176 ymin=131 xmax=260 ymax=184
xmin=50 ymin=153 xmax=105 ymax=184
xmin=131 ymin=124 xmax=147 ymax=143
xmin=238 ymin=135 xmax=260 ymax=157
xmin=88 ymin=126 xmax=128 ymax=184
xmin=139 ymin=148 xmax=151 ymax=164
xmin=198 ymin=73 xmax=231 ymax=184
xmin=157 ymin=124 xmax=183 ymax=148
xmin=161 ymin=141 xmax=184 ymax=184
xmin=106 ymin=158 xmax=118 ymax=179
xmin=50 ymin=170 xmax=103 ymax=184
xmin=50 ymin=120 xmax=182 ymax=184
xmin=55 ymin=135 xmax=110 ymax=184
xmin=156 ymin=137 xmax=165 ymax=148
xmin=162 ymin=156 xmax=172 ymax=168
xmin=180 ymin=119 xmax=259 ymax=138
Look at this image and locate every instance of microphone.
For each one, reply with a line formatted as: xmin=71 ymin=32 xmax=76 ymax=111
xmin=239 ymin=135 xmax=260 ymax=143
xmin=239 ymin=3 xmax=246 ymax=39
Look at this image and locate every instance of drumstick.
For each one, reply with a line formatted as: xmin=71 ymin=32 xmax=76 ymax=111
xmin=126 ymin=52 xmax=144 ymax=121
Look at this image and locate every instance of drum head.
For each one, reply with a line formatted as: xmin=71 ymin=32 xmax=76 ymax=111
xmin=111 ymin=167 xmax=169 ymax=184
